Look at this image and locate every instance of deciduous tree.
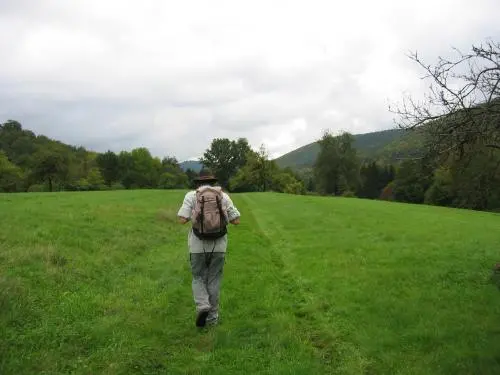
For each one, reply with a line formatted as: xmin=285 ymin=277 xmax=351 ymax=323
xmin=200 ymin=138 xmax=253 ymax=188
xmin=391 ymin=40 xmax=500 ymax=159
xmin=32 ymin=148 xmax=70 ymax=192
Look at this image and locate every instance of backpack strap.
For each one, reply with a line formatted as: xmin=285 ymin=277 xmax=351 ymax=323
xmin=215 ymin=195 xmax=224 ymax=231
xmin=200 ymin=195 xmax=205 ymax=235
xmin=204 ymin=241 xmax=216 ymax=267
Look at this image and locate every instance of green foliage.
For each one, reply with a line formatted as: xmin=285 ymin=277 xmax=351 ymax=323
xmin=233 ymin=138 xmax=253 ymax=169
xmin=31 ymin=147 xmax=70 ymax=192
xmin=96 ymin=150 xmax=120 ymax=186
xmin=158 ymin=172 xmax=175 ymax=189
xmin=229 ymin=167 xmax=259 ymax=192
xmin=200 ymin=138 xmax=252 ymax=188
xmin=271 ymin=171 xmax=297 ymax=192
xmin=3 ymin=191 xmax=500 ymax=374
xmin=73 ymin=168 xmax=105 ymax=191
xmin=229 ymin=148 xmax=272 ymax=192
xmin=130 ymin=147 xmax=161 ymax=188
xmin=112 ymin=149 xmax=190 ymax=190
xmin=424 ymin=167 xmax=454 ymax=206
xmin=357 ymin=161 xmax=395 ymax=199
xmin=254 ymin=145 xmax=275 ymax=192
xmin=230 ymin=145 xmax=305 ymax=194
xmin=271 ymin=170 xmax=306 ymax=195
xmin=447 ymin=148 xmax=500 ymax=210
xmin=314 ymin=132 xmax=339 ymax=195
xmin=0 ymin=151 xmax=24 ymax=192
xmin=0 ymin=121 xmax=192 ymax=193
xmin=392 ymin=160 xmax=432 ymax=204
xmin=0 ymin=120 xmax=37 ymax=168
xmin=157 ymin=157 xmax=189 ymax=189
xmin=87 ymin=167 xmax=105 ymax=188
xmin=314 ymin=131 xmax=359 ymax=195
xmin=283 ymin=180 xmax=306 ymax=195
xmin=158 ymin=172 xmax=188 ymax=189
xmin=418 ymin=144 xmax=500 ymax=211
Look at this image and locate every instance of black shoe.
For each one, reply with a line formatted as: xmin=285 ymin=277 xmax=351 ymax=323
xmin=196 ymin=310 xmax=209 ymax=327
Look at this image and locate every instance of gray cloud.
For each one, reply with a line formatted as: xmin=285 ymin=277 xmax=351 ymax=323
xmin=1 ymin=0 xmax=499 ymax=160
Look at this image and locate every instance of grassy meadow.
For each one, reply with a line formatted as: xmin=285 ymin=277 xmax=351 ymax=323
xmin=1 ymin=190 xmax=500 ymax=374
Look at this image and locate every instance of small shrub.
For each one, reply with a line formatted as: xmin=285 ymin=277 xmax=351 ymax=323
xmin=76 ymin=178 xmax=90 ymax=191
xmin=284 ymin=181 xmax=306 ymax=195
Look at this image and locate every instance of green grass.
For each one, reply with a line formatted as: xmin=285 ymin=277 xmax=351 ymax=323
xmin=1 ymin=190 xmax=500 ymax=374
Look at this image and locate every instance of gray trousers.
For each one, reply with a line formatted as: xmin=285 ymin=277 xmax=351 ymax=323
xmin=189 ymin=252 xmax=225 ymax=321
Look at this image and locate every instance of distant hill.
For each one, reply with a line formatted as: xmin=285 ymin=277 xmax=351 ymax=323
xmin=179 ymin=160 xmax=203 ymax=172
xmin=275 ymin=128 xmax=423 ymax=169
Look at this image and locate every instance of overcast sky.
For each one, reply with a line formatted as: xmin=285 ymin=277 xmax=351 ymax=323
xmin=1 ymin=0 xmax=499 ymax=160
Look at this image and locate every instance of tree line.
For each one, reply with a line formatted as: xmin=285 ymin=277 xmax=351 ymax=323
xmin=0 ymin=120 xmax=191 ymax=192
xmin=1 ymin=116 xmax=499 ymax=212
xmin=0 ymin=120 xmax=306 ymax=195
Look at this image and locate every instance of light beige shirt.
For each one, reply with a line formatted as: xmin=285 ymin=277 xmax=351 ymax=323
xmin=177 ymin=186 xmax=241 ymax=253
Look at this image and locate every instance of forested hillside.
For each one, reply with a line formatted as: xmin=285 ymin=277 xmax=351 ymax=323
xmin=0 ymin=121 xmax=306 ymax=196
xmin=0 ymin=120 xmax=191 ymax=193
xmin=275 ymin=128 xmax=423 ymax=169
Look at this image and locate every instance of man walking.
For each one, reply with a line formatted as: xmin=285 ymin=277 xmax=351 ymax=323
xmin=177 ymin=171 xmax=240 ymax=327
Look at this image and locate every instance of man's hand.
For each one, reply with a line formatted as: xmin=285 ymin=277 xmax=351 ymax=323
xmin=230 ymin=217 xmax=240 ymax=225
xmin=178 ymin=216 xmax=189 ymax=224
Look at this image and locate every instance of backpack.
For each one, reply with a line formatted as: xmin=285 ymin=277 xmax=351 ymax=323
xmin=191 ymin=186 xmax=229 ymax=240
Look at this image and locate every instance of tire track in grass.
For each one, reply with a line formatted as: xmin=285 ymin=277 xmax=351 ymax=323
xmin=238 ymin=193 xmax=373 ymax=375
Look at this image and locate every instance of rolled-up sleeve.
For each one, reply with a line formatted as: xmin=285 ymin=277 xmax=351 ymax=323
xmin=177 ymin=192 xmax=194 ymax=219
xmin=224 ymin=193 xmax=240 ymax=221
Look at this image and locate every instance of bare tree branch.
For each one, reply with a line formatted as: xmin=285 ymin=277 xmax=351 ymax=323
xmin=389 ymin=39 xmax=500 ymax=160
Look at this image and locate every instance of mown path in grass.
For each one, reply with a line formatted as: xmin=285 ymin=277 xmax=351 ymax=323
xmin=1 ymin=190 xmax=500 ymax=374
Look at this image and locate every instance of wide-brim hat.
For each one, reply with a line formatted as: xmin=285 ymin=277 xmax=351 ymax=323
xmin=194 ymin=169 xmax=217 ymax=182
xmin=194 ymin=175 xmax=217 ymax=182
